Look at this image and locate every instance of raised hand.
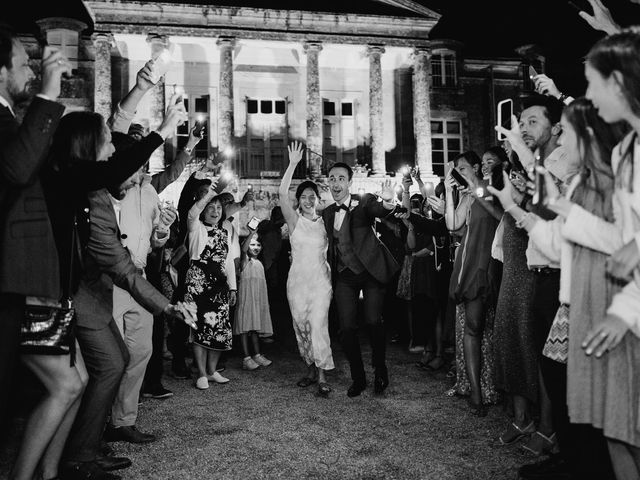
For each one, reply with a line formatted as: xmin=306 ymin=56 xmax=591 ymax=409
xmin=487 ymin=171 xmax=516 ymax=207
xmin=379 ymin=179 xmax=396 ymax=202
xmin=159 ymin=203 xmax=178 ymax=227
xmin=40 ymin=47 xmax=72 ymax=100
xmin=495 ymin=114 xmax=535 ymax=170
xmin=578 ymin=0 xmax=620 ymax=35
xmin=287 ymin=141 xmax=305 ymax=166
xmin=136 ymin=60 xmax=156 ymax=92
xmin=157 ymin=94 xmax=188 ymax=139
xmin=532 ymin=74 xmax=561 ymax=99
xmin=241 ymin=189 xmax=254 ymax=205
xmin=427 ymin=195 xmax=445 ymax=215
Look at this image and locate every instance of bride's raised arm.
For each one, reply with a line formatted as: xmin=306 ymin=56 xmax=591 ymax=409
xmin=278 ymin=141 xmax=305 ymax=235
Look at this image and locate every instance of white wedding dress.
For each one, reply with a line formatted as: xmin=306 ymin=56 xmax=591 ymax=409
xmin=286 ymin=214 xmax=334 ymax=370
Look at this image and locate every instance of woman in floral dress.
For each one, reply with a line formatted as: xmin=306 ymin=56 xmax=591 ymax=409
xmin=185 ymin=184 xmax=237 ymax=390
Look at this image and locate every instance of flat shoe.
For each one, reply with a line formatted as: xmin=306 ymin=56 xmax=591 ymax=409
xmin=318 ymin=382 xmax=331 ymax=397
xmin=467 ymin=398 xmax=487 ymax=417
xmin=296 ymin=377 xmax=317 ymax=388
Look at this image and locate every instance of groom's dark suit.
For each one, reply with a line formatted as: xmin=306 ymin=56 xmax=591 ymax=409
xmin=322 ymin=193 xmax=400 ymax=391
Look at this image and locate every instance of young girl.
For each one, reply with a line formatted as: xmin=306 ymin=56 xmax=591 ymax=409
xmin=233 ymin=229 xmax=273 ymax=370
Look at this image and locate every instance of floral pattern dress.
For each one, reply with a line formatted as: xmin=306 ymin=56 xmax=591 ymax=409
xmin=184 ymin=226 xmax=232 ymax=351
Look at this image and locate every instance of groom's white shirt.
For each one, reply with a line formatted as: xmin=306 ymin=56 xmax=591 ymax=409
xmin=333 ymin=196 xmax=351 ymax=231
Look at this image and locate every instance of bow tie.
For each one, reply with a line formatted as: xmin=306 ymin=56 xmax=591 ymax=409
xmin=336 ymin=204 xmax=349 ymax=211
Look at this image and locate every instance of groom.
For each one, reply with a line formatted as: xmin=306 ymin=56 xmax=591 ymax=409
xmin=323 ymin=163 xmax=400 ymax=397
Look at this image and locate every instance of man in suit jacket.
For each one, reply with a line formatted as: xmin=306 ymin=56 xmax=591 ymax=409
xmin=322 ymin=163 xmax=400 ymax=397
xmin=62 ymin=179 xmax=193 ymax=477
xmin=0 ymin=26 xmax=69 ymax=436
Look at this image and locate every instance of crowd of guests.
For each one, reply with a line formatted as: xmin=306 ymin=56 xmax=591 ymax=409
xmin=1 ymin=1 xmax=640 ymax=478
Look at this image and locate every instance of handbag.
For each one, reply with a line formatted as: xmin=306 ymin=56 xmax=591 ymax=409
xmin=20 ymin=216 xmax=78 ymax=355
xmin=542 ymin=303 xmax=569 ymax=364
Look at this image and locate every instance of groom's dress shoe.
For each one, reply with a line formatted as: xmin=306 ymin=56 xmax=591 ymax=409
xmin=347 ymin=381 xmax=367 ymax=397
xmin=94 ymin=454 xmax=132 ymax=471
xmin=374 ymin=368 xmax=389 ymax=394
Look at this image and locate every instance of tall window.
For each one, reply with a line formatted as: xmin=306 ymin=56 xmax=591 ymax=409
xmin=176 ymin=94 xmax=210 ymax=159
xmin=322 ymin=98 xmax=357 ymax=165
xmin=431 ymin=52 xmax=457 ymax=88
xmin=46 ymin=29 xmax=79 ymax=68
xmin=431 ymin=119 xmax=463 ymax=177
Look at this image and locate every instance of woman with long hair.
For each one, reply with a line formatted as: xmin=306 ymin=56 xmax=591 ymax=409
xmin=278 ymin=141 xmax=334 ymax=397
xmin=445 ymin=151 xmax=500 ymax=416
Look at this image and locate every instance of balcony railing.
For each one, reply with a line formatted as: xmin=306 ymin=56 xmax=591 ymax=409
xmin=231 ymin=146 xmax=324 ymax=179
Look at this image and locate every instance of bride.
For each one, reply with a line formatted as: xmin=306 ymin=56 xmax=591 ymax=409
xmin=278 ymin=141 xmax=334 ymax=397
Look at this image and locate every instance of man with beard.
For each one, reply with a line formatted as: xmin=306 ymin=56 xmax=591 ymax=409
xmin=0 ymin=25 xmax=70 ymax=437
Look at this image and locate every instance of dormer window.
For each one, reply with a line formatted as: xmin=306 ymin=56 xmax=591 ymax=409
xmin=431 ymin=51 xmax=457 ymax=88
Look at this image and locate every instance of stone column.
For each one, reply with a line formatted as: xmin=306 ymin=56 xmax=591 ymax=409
xmin=303 ymin=42 xmax=323 ymax=178
xmin=147 ymin=34 xmax=169 ymax=173
xmin=92 ymin=32 xmax=113 ymax=119
xmin=217 ymin=36 xmax=236 ymax=157
xmin=413 ymin=47 xmax=433 ymax=176
xmin=367 ymin=45 xmax=386 ymax=176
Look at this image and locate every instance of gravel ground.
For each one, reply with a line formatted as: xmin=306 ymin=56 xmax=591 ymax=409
xmin=1 ymin=340 xmax=533 ymax=480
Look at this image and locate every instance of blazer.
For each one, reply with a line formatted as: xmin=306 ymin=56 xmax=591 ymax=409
xmin=0 ymin=97 xmax=65 ymax=297
xmin=75 ymin=188 xmax=169 ymax=330
xmin=322 ymin=193 xmax=400 ymax=285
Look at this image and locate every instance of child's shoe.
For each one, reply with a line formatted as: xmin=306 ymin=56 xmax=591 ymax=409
xmin=243 ymin=357 xmax=260 ymax=371
xmin=195 ymin=376 xmax=209 ymax=390
xmin=253 ymin=354 xmax=272 ymax=367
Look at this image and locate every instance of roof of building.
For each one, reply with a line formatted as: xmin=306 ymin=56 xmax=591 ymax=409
xmin=111 ymin=0 xmax=440 ymax=19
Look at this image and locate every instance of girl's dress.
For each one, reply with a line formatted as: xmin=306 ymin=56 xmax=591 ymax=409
xmin=286 ymin=214 xmax=334 ymax=370
xmin=185 ymin=225 xmax=232 ymax=351
xmin=233 ymin=257 xmax=273 ymax=336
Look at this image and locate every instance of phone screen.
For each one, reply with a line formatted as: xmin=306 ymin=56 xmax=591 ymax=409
xmin=247 ymin=216 xmax=260 ymax=230
xmin=497 ymin=99 xmax=513 ymax=141
xmin=528 ymin=65 xmax=538 ymax=80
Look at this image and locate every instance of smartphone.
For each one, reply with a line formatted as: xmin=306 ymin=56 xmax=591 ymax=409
xmin=532 ymin=155 xmax=546 ymax=205
xmin=491 ymin=164 xmax=504 ymax=191
xmin=528 ymin=65 xmax=538 ymax=81
xmin=247 ymin=216 xmax=260 ymax=231
xmin=247 ymin=184 xmax=253 ymax=191
xmin=497 ymin=99 xmax=513 ymax=141
xmin=450 ymin=168 xmax=469 ymax=189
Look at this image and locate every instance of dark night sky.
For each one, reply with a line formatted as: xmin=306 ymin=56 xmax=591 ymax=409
xmin=8 ymin=0 xmax=640 ymax=96
xmin=427 ymin=0 xmax=640 ymax=96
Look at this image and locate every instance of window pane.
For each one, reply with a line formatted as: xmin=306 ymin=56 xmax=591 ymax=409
xmin=431 ymin=121 xmax=444 ymax=134
xmin=447 ymin=151 xmax=461 ymax=162
xmin=446 ymin=121 xmax=460 ymax=134
xmin=177 ymin=122 xmax=188 ymax=135
xmin=432 ymin=138 xmax=444 ymax=150
xmin=274 ymin=100 xmax=286 ymax=114
xmin=260 ymin=100 xmax=272 ymax=114
xmin=432 ymin=151 xmax=445 ymax=164
xmin=444 ymin=57 xmax=456 ymax=87
xmin=183 ymin=97 xmax=189 ymax=112
xmin=341 ymin=102 xmax=353 ymax=116
xmin=195 ymin=97 xmax=208 ymax=113
xmin=247 ymin=99 xmax=258 ymax=114
xmin=433 ymin=163 xmax=445 ymax=177
xmin=323 ymin=101 xmax=336 ymax=116
xmin=431 ymin=60 xmax=442 ymax=86
xmin=447 ymin=138 xmax=461 ymax=151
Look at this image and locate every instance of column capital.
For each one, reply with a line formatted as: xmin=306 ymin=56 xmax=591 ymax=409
xmin=303 ymin=41 xmax=323 ymax=54
xmin=91 ymin=32 xmax=114 ymax=47
xmin=216 ymin=36 xmax=237 ymax=48
xmin=413 ymin=46 xmax=431 ymax=57
xmin=366 ymin=45 xmax=386 ymax=57
xmin=146 ymin=33 xmax=170 ymax=48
